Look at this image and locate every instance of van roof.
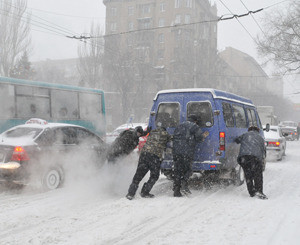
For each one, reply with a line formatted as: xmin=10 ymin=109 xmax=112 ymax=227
xmin=154 ymin=88 xmax=254 ymax=106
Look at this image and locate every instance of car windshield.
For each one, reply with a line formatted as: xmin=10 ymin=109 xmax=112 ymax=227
xmin=3 ymin=127 xmax=42 ymax=139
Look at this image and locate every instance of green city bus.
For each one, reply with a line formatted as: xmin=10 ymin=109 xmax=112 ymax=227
xmin=0 ymin=76 xmax=106 ymax=136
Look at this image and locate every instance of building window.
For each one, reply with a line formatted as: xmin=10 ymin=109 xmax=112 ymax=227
xmin=175 ymin=14 xmax=181 ymax=24
xmin=158 ymin=18 xmax=165 ymax=27
xmin=128 ymin=6 xmax=134 ymax=16
xmin=158 ymin=33 xmax=164 ymax=43
xmin=175 ymin=0 xmax=180 ymax=8
xmin=128 ymin=22 xmax=134 ymax=31
xmin=157 ymin=49 xmax=164 ymax=59
xmin=160 ymin=2 xmax=166 ymax=12
xmin=110 ymin=22 xmax=117 ymax=32
xmin=142 ymin=4 xmax=151 ymax=14
xmin=144 ymin=21 xmax=151 ymax=29
xmin=111 ymin=7 xmax=117 ymax=16
xmin=186 ymin=0 xmax=192 ymax=8
xmin=185 ymin=14 xmax=191 ymax=24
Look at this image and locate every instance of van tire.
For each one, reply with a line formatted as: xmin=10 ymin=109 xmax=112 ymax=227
xmin=233 ymin=165 xmax=245 ymax=186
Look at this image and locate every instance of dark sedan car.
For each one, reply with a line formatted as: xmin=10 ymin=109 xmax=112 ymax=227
xmin=0 ymin=119 xmax=107 ymax=190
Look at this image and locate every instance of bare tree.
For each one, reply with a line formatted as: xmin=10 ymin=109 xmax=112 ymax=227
xmin=256 ymin=0 xmax=300 ymax=72
xmin=77 ymin=23 xmax=104 ymax=88
xmin=0 ymin=0 xmax=31 ymax=76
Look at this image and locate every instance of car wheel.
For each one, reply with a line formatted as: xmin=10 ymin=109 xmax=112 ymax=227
xmin=42 ymin=168 xmax=63 ymax=190
xmin=233 ymin=165 xmax=245 ymax=186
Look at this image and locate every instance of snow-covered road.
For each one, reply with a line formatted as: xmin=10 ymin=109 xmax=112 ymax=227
xmin=1 ymin=141 xmax=300 ymax=245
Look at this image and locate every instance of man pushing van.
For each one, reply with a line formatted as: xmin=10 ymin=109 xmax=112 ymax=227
xmin=172 ymin=114 xmax=209 ymax=197
xmin=235 ymin=126 xmax=267 ymax=200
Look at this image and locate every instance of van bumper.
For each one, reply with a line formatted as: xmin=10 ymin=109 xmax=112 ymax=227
xmin=161 ymin=160 xmax=223 ymax=171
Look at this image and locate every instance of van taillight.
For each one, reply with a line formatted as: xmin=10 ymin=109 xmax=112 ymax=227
xmin=219 ymin=132 xmax=225 ymax=151
xmin=11 ymin=146 xmax=30 ymax=161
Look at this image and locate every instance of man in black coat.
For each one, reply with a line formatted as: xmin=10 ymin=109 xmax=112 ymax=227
xmin=172 ymin=114 xmax=209 ymax=197
xmin=235 ymin=126 xmax=267 ymax=199
xmin=106 ymin=126 xmax=148 ymax=163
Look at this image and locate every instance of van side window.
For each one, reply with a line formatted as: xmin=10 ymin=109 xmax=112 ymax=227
xmin=232 ymin=105 xmax=247 ymax=128
xmin=187 ymin=102 xmax=213 ymax=127
xmin=156 ymin=103 xmax=180 ymax=128
xmin=222 ymin=102 xmax=234 ymax=127
xmin=247 ymin=109 xmax=258 ymax=127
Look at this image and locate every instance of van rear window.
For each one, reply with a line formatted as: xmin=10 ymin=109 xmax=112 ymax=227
xmin=187 ymin=102 xmax=213 ymax=127
xmin=156 ymin=103 xmax=180 ymax=128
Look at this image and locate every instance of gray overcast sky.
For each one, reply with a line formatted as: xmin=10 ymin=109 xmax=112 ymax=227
xmin=26 ymin=0 xmax=290 ymax=62
xmin=26 ymin=0 xmax=298 ymax=101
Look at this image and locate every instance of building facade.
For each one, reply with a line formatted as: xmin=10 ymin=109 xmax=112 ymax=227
xmin=103 ymin=0 xmax=218 ymax=127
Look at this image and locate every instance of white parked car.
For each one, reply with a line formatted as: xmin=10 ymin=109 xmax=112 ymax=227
xmin=279 ymin=121 xmax=298 ymax=141
xmin=105 ymin=123 xmax=148 ymax=148
xmin=264 ymin=125 xmax=287 ymax=161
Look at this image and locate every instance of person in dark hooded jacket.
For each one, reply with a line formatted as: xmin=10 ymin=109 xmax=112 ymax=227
xmin=106 ymin=126 xmax=149 ymax=163
xmin=172 ymin=114 xmax=209 ymax=197
xmin=126 ymin=122 xmax=172 ymax=200
xmin=235 ymin=126 xmax=267 ymax=199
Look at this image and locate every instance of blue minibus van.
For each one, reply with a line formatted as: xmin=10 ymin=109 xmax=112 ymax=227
xmin=148 ymin=89 xmax=264 ymax=184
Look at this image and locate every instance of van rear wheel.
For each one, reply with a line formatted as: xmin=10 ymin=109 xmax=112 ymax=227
xmin=234 ymin=165 xmax=245 ymax=186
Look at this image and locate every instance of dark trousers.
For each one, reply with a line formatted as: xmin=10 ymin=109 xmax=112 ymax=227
xmin=128 ymin=152 xmax=161 ymax=196
xmin=173 ymin=154 xmax=193 ymax=191
xmin=238 ymin=155 xmax=263 ymax=196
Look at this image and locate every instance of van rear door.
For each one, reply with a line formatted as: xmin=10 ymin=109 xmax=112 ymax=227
xmin=184 ymin=93 xmax=220 ymax=170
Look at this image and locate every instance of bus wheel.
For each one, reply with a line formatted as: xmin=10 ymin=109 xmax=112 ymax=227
xmin=42 ymin=167 xmax=63 ymax=190
xmin=234 ymin=165 xmax=245 ymax=186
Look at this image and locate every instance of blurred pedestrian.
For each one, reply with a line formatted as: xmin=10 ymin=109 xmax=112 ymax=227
xmin=126 ymin=122 xmax=172 ymax=200
xmin=172 ymin=114 xmax=209 ymax=197
xmin=235 ymin=126 xmax=267 ymax=199
xmin=106 ymin=126 xmax=149 ymax=163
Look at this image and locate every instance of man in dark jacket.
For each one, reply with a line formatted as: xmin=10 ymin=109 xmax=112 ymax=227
xmin=172 ymin=114 xmax=209 ymax=197
xmin=126 ymin=123 xmax=172 ymax=200
xmin=106 ymin=126 xmax=148 ymax=163
xmin=235 ymin=126 xmax=267 ymax=199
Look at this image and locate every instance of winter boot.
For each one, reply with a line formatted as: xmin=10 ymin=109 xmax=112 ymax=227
xmin=126 ymin=193 xmax=134 ymax=200
xmin=140 ymin=192 xmax=155 ymax=198
xmin=181 ymin=181 xmax=192 ymax=194
xmin=255 ymin=192 xmax=268 ymax=200
xmin=173 ymin=188 xmax=183 ymax=197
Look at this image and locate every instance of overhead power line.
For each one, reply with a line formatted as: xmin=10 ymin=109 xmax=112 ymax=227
xmin=67 ymin=7 xmax=264 ymax=40
xmin=218 ymin=0 xmax=257 ymax=43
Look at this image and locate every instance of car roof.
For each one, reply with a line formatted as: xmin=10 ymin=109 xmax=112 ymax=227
xmin=115 ymin=123 xmax=148 ymax=130
xmin=6 ymin=122 xmax=84 ymax=131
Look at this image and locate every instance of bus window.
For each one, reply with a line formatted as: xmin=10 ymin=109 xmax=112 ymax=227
xmin=0 ymin=84 xmax=15 ymax=118
xmin=187 ymin=102 xmax=213 ymax=127
xmin=51 ymin=90 xmax=79 ymax=119
xmin=16 ymin=85 xmax=50 ymax=119
xmin=222 ymin=102 xmax=234 ymax=127
xmin=79 ymin=93 xmax=102 ymax=120
xmin=232 ymin=105 xmax=247 ymax=128
xmin=16 ymin=96 xmax=50 ymax=119
xmin=156 ymin=103 xmax=180 ymax=128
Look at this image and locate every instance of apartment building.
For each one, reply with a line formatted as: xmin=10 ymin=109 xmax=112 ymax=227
xmin=103 ymin=0 xmax=218 ymax=87
xmin=102 ymin=0 xmax=218 ymax=126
